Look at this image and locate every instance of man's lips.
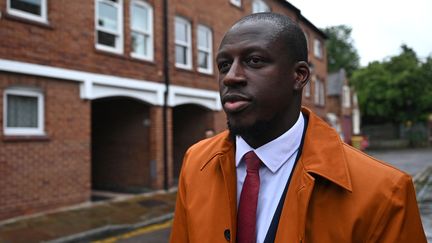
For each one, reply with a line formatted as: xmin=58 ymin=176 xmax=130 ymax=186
xmin=224 ymin=100 xmax=251 ymax=112
xmin=222 ymin=94 xmax=252 ymax=113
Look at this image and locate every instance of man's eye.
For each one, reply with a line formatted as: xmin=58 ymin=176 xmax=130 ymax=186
xmin=218 ymin=62 xmax=231 ymax=73
xmin=246 ymin=56 xmax=264 ymax=66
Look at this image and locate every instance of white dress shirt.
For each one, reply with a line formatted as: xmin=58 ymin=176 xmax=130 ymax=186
xmin=236 ymin=113 xmax=305 ymax=243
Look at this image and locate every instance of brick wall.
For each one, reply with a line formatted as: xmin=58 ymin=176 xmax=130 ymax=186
xmin=0 ymin=73 xmax=91 ymax=220
xmin=0 ymin=0 xmax=165 ymax=83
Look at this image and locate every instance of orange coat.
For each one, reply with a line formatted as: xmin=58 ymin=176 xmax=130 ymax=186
xmin=170 ymin=108 xmax=427 ymax=243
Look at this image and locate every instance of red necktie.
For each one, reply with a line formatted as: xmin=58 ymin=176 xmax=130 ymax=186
xmin=237 ymin=151 xmax=261 ymax=243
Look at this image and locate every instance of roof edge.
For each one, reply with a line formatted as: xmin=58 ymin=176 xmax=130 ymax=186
xmin=279 ymin=0 xmax=328 ymax=39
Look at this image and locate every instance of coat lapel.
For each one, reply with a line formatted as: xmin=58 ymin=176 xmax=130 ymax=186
xmin=275 ymin=108 xmax=353 ymax=242
xmin=274 ymin=157 xmax=315 ymax=243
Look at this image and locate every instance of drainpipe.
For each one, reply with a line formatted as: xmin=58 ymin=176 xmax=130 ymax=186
xmin=162 ymin=0 xmax=169 ymax=191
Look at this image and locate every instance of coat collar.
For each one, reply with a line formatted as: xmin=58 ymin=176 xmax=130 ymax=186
xmin=300 ymin=107 xmax=353 ymax=192
xmin=199 ymin=107 xmax=352 ymax=192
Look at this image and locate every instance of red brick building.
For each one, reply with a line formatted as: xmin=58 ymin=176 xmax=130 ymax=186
xmin=326 ymin=68 xmax=361 ymax=144
xmin=0 ymin=0 xmax=327 ymax=221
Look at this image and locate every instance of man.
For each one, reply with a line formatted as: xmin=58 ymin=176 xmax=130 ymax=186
xmin=170 ymin=13 xmax=426 ymax=243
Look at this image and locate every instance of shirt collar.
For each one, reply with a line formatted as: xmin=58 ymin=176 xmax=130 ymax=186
xmin=235 ymin=113 xmax=305 ymax=173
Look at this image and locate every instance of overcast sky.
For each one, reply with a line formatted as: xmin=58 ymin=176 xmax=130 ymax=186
xmin=288 ymin=0 xmax=432 ymax=66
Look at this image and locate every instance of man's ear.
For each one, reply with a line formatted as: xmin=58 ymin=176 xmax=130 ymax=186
xmin=293 ymin=61 xmax=311 ymax=91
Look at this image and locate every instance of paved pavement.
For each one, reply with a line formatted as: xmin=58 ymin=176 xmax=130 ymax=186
xmin=366 ymin=147 xmax=432 ymax=175
xmin=0 ymin=190 xmax=177 ymax=243
xmin=0 ymin=148 xmax=430 ymax=243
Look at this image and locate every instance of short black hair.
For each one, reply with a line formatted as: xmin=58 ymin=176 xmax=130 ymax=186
xmin=232 ymin=12 xmax=308 ymax=63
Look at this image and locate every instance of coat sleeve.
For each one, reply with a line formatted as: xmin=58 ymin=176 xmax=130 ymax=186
xmin=169 ymin=151 xmax=190 ymax=243
xmin=367 ymin=173 xmax=427 ymax=243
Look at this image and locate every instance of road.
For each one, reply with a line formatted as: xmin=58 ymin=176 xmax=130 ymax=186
xmin=366 ymin=148 xmax=432 ymax=176
xmin=95 ymin=148 xmax=432 ymax=242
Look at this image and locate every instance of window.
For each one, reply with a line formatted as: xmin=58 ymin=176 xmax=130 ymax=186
xmin=304 ymin=81 xmax=311 ymax=97
xmin=230 ymin=0 xmax=241 ymax=7
xmin=3 ymin=88 xmax=44 ymax=136
xmin=342 ymin=85 xmax=351 ymax=108
xmin=314 ymin=38 xmax=322 ymax=59
xmin=314 ymin=78 xmax=325 ymax=106
xmin=130 ymin=0 xmax=153 ymax=61
xmin=252 ymin=0 xmax=270 ymax=13
xmin=7 ymin=0 xmax=47 ymax=23
xmin=197 ymin=25 xmax=213 ymax=74
xmin=175 ymin=16 xmax=192 ymax=69
xmin=95 ymin=0 xmax=123 ymax=53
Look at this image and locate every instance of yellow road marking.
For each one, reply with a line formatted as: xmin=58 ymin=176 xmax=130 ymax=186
xmin=92 ymin=220 xmax=172 ymax=243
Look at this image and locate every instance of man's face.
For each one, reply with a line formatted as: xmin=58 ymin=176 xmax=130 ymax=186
xmin=217 ymin=21 xmax=299 ymax=142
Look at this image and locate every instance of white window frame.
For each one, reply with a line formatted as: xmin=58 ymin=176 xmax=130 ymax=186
xmin=197 ymin=25 xmax=213 ymax=74
xmin=314 ymin=38 xmax=322 ymax=59
xmin=252 ymin=0 xmax=270 ymax=13
xmin=342 ymin=85 xmax=351 ymax=108
xmin=175 ymin=16 xmax=192 ymax=70
xmin=130 ymin=0 xmax=153 ymax=61
xmin=320 ymin=80 xmax=325 ymax=105
xmin=7 ymin=0 xmax=48 ymax=23
xmin=95 ymin=0 xmax=124 ymax=54
xmin=3 ymin=88 xmax=45 ymax=136
xmin=230 ymin=0 xmax=241 ymax=7
xmin=304 ymin=80 xmax=311 ymax=97
xmin=314 ymin=78 xmax=325 ymax=106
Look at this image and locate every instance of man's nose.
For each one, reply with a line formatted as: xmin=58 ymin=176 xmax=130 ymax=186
xmin=222 ymin=60 xmax=246 ymax=87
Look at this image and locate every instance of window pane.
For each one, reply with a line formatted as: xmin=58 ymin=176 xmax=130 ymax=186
xmin=98 ymin=31 xmax=116 ymax=47
xmin=175 ymin=45 xmax=187 ymax=64
xmin=132 ymin=32 xmax=148 ymax=56
xmin=253 ymin=1 xmax=270 ymax=13
xmin=198 ymin=28 xmax=209 ymax=49
xmin=198 ymin=51 xmax=208 ymax=69
xmin=11 ymin=0 xmax=41 ymax=15
xmin=131 ymin=4 xmax=149 ymax=31
xmin=98 ymin=1 xmax=118 ymax=31
xmin=175 ymin=21 xmax=187 ymax=42
xmin=7 ymin=94 xmax=38 ymax=128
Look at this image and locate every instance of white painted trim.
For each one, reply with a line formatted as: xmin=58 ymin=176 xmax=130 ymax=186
xmin=0 ymin=59 xmax=222 ymax=110
xmin=0 ymin=59 xmax=164 ymax=105
xmin=7 ymin=0 xmax=48 ymax=24
xmin=169 ymin=85 xmax=222 ymax=111
xmin=3 ymin=87 xmax=45 ymax=136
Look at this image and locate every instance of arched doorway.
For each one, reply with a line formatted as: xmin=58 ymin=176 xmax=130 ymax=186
xmin=91 ymin=97 xmax=152 ymax=194
xmin=172 ymin=104 xmax=214 ymax=182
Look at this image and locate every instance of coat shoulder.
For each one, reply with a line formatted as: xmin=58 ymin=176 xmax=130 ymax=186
xmin=342 ymin=144 xmax=413 ymax=189
xmin=182 ymin=130 xmax=233 ymax=172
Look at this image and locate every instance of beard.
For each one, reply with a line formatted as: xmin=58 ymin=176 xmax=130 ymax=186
xmin=227 ymin=118 xmax=274 ymax=142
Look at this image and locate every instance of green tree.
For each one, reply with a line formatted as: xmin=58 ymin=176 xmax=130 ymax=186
xmin=351 ymin=45 xmax=432 ymax=125
xmin=322 ymin=25 xmax=360 ymax=77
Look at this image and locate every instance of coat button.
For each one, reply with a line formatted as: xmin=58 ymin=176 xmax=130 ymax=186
xmin=224 ymin=229 xmax=231 ymax=241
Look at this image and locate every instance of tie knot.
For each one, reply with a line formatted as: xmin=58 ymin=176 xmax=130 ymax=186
xmin=243 ymin=151 xmax=261 ymax=172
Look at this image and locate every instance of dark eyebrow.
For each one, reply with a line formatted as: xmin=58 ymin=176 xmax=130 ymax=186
xmin=216 ymin=45 xmax=271 ymax=60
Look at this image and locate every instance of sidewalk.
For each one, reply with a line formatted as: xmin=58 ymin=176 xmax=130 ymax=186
xmin=0 ymin=189 xmax=177 ymax=243
xmin=0 ymin=155 xmax=431 ymax=243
